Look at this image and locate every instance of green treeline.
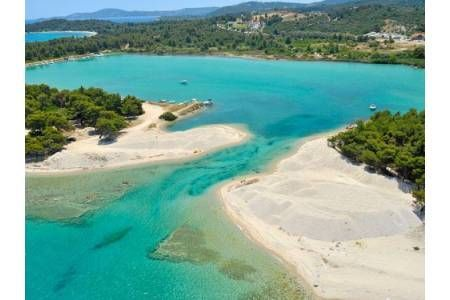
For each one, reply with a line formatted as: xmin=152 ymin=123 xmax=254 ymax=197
xmin=25 ymin=84 xmax=144 ymax=161
xmin=25 ymin=3 xmax=424 ymax=67
xmin=328 ymin=110 xmax=425 ymax=207
xmin=26 ymin=19 xmax=116 ymax=34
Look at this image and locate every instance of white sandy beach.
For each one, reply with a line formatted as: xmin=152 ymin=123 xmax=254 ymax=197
xmin=220 ymin=134 xmax=424 ymax=300
xmin=26 ymin=102 xmax=248 ymax=173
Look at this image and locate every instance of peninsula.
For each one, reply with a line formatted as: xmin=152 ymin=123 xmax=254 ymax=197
xmin=220 ymin=133 xmax=424 ymax=300
xmin=26 ymin=102 xmax=248 ymax=173
xmin=25 ymin=84 xmax=248 ymax=173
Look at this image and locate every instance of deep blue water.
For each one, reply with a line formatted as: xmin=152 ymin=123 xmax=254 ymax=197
xmin=26 ymin=16 xmax=159 ymax=25
xmin=25 ymin=55 xmax=424 ymax=299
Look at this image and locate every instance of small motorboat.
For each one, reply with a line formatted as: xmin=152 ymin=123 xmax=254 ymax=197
xmin=180 ymin=80 xmax=188 ymax=85
xmin=369 ymin=104 xmax=377 ymax=111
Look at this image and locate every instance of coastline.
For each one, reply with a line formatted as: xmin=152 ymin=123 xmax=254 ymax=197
xmin=26 ymin=30 xmax=97 ymax=35
xmin=218 ymin=132 xmax=424 ymax=300
xmin=26 ymin=102 xmax=250 ymax=175
xmin=25 ymin=51 xmax=115 ymax=68
xmin=25 ymin=50 xmax=424 ymax=69
xmin=218 ymin=181 xmax=319 ymax=299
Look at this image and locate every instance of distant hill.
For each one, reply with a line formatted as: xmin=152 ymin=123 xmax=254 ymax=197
xmin=318 ymin=0 xmax=356 ymax=5
xmin=317 ymin=0 xmax=425 ymax=9
xmin=26 ymin=7 xmax=219 ymax=23
xmin=208 ymin=0 xmax=423 ymax=16
xmin=208 ymin=1 xmax=307 ymax=16
xmin=350 ymin=0 xmax=424 ymax=6
xmin=26 ymin=0 xmax=424 ymax=23
xmin=65 ymin=7 xmax=219 ymax=20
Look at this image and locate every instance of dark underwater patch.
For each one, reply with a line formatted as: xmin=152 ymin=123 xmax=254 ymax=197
xmin=218 ymin=259 xmax=257 ymax=281
xmin=92 ymin=226 xmax=133 ymax=250
xmin=238 ymin=272 xmax=309 ymax=300
xmin=148 ymin=225 xmax=220 ymax=265
xmin=53 ymin=265 xmax=77 ymax=292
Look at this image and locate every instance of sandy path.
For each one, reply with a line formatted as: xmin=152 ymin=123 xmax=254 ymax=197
xmin=26 ymin=103 xmax=248 ymax=173
xmin=220 ymin=134 xmax=424 ymax=300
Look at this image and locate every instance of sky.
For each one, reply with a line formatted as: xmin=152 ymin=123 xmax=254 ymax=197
xmin=26 ymin=0 xmax=316 ymax=19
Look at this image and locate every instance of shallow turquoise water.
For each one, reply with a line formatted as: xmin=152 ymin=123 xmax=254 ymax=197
xmin=26 ymin=55 xmax=424 ymax=299
xmin=26 ymin=31 xmax=94 ymax=43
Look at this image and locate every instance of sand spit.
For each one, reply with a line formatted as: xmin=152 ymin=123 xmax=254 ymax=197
xmin=220 ymin=134 xmax=424 ymax=300
xmin=25 ymin=51 xmax=107 ymax=68
xmin=26 ymin=102 xmax=248 ymax=173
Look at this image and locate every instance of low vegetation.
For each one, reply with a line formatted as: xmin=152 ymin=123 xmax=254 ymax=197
xmin=25 ymin=84 xmax=144 ymax=161
xmin=328 ymin=109 xmax=425 ymax=207
xmin=159 ymin=111 xmax=178 ymax=121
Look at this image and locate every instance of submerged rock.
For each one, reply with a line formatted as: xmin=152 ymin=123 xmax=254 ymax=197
xmin=238 ymin=272 xmax=309 ymax=300
xmin=148 ymin=225 xmax=220 ymax=265
xmin=218 ymin=259 xmax=256 ymax=281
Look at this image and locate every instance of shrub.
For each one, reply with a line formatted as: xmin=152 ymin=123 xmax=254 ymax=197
xmin=95 ymin=111 xmax=127 ymax=139
xmin=121 ymin=96 xmax=144 ymax=117
xmin=25 ymin=127 xmax=67 ymax=161
xmin=159 ymin=112 xmax=178 ymax=121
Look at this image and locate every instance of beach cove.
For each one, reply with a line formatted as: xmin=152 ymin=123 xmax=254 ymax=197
xmin=26 ymin=54 xmax=424 ymax=299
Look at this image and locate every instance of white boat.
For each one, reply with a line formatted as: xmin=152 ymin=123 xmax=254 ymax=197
xmin=369 ymin=104 xmax=377 ymax=111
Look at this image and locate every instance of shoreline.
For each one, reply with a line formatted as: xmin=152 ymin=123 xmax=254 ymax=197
xmin=203 ymin=51 xmax=424 ymax=69
xmin=25 ymin=51 xmax=117 ymax=68
xmin=217 ymin=130 xmax=337 ymax=300
xmin=218 ymin=131 xmax=424 ymax=300
xmin=26 ymin=30 xmax=97 ymax=35
xmin=26 ymin=102 xmax=251 ymax=175
xmin=218 ymin=181 xmax=320 ymax=300
xmin=25 ymin=50 xmax=424 ymax=69
xmin=26 ymin=127 xmax=250 ymax=176
xmin=262 ymin=128 xmax=345 ymax=174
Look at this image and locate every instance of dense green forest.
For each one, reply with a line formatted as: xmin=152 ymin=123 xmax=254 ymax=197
xmin=208 ymin=0 xmax=424 ymax=16
xmin=25 ymin=1 xmax=424 ymax=67
xmin=328 ymin=110 xmax=425 ymax=207
xmin=25 ymin=84 xmax=144 ymax=161
xmin=265 ymin=5 xmax=424 ymax=35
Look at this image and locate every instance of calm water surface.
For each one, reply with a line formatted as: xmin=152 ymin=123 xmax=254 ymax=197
xmin=26 ymin=55 xmax=424 ymax=299
xmin=26 ymin=31 xmax=95 ymax=43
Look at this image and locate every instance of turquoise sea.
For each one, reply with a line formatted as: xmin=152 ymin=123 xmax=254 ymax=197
xmin=26 ymin=31 xmax=95 ymax=43
xmin=26 ymin=55 xmax=424 ymax=299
